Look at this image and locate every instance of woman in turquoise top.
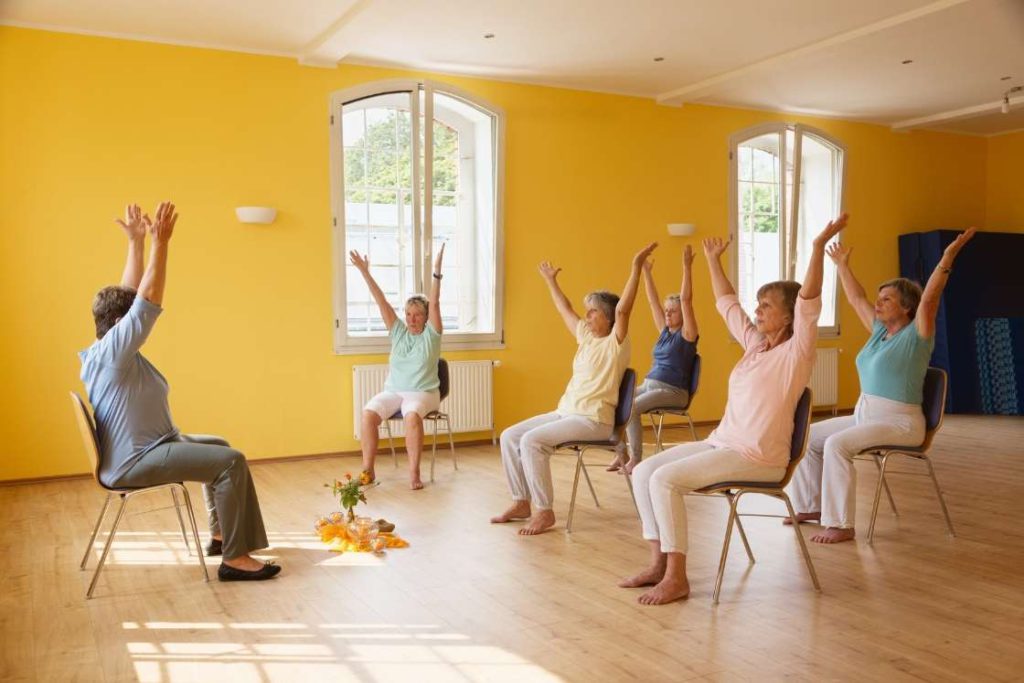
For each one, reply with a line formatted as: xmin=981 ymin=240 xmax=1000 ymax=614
xmin=350 ymin=244 xmax=445 ymax=490
xmin=786 ymin=227 xmax=976 ymax=543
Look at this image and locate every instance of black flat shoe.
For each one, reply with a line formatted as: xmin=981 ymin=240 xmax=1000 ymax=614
xmin=205 ymin=539 xmax=223 ymax=557
xmin=218 ymin=562 xmax=282 ymax=582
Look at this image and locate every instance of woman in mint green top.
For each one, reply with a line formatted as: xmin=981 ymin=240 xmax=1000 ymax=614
xmin=787 ymin=228 xmax=977 ymax=544
xmin=350 ymin=244 xmax=445 ymax=490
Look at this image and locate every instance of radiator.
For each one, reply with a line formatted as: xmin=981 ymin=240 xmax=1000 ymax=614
xmin=809 ymin=348 xmax=839 ymax=408
xmin=353 ymin=360 xmax=496 ymax=441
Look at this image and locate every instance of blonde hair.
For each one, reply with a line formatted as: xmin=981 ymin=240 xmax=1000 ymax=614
xmin=405 ymin=294 xmax=429 ymax=316
xmin=756 ymin=280 xmax=801 ymax=336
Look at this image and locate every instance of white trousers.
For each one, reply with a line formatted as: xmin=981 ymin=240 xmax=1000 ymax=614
xmin=631 ymin=441 xmax=785 ymax=554
xmin=787 ymin=393 xmax=925 ymax=529
xmin=364 ymin=390 xmax=440 ymax=420
xmin=499 ymin=411 xmax=611 ymax=510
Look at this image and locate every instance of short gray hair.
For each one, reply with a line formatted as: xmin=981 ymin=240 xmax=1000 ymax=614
xmin=584 ymin=290 xmax=619 ymax=324
xmin=664 ymin=294 xmax=681 ymax=308
xmin=405 ymin=294 xmax=429 ymax=316
xmin=92 ymin=285 xmax=137 ymax=339
xmin=878 ymin=278 xmax=923 ymax=319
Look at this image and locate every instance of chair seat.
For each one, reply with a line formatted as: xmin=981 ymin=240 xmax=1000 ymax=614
xmin=696 ymin=479 xmax=785 ymax=493
xmin=556 ymin=438 xmax=623 ymax=449
xmin=859 ymin=444 xmax=926 ymax=454
xmin=644 ymin=406 xmax=691 ymax=415
xmin=388 ymin=410 xmax=448 ymax=420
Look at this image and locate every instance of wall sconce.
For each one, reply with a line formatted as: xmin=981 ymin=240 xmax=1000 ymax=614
xmin=667 ymin=223 xmax=696 ymax=237
xmin=235 ymin=206 xmax=277 ymax=224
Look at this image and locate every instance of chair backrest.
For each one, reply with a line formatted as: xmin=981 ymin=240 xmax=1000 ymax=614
xmin=778 ymin=387 xmax=813 ymax=488
xmin=614 ymin=368 xmax=638 ymax=430
xmin=70 ymin=391 xmax=104 ymax=485
xmin=437 ymin=358 xmax=450 ymax=401
xmin=919 ymin=367 xmax=948 ymax=450
xmin=688 ymin=354 xmax=702 ymax=401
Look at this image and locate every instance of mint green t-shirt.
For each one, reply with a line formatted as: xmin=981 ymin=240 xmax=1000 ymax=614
xmin=383 ymin=320 xmax=441 ymax=392
xmin=855 ymin=321 xmax=934 ymax=405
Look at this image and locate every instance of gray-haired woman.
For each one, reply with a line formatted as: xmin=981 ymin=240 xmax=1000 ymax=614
xmin=490 ymin=242 xmax=657 ymax=535
xmin=350 ymin=244 xmax=445 ymax=490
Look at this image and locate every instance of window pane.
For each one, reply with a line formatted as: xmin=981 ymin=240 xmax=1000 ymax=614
xmin=794 ymin=133 xmax=842 ymax=328
xmin=736 ymin=132 xmax=783 ymax=318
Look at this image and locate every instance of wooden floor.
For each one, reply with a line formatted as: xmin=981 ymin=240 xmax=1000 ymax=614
xmin=2 ymin=415 xmax=1023 ymax=682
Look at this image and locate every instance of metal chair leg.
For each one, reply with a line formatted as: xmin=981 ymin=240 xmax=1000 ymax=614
xmin=430 ymin=417 xmax=438 ymax=482
xmin=177 ymin=484 xmax=210 ymax=582
xmin=446 ymin=416 xmax=456 ymax=470
xmin=87 ymin=494 xmax=130 ymax=599
xmin=170 ymin=486 xmax=191 ymax=555
xmin=923 ymin=456 xmax=956 ymax=538
xmin=624 ymin=472 xmax=639 ymax=518
xmin=566 ymin=452 xmax=584 ymax=534
xmin=686 ymin=414 xmax=698 ymax=442
xmin=654 ymin=413 xmax=665 ymax=452
xmin=81 ymin=493 xmax=113 ymax=570
xmin=872 ymin=453 xmax=899 ymax=516
xmin=712 ymin=496 xmax=740 ymax=604
xmin=781 ymin=493 xmax=821 ymax=591
xmin=384 ymin=418 xmax=397 ymax=468
xmin=730 ymin=493 xmax=755 ymax=564
xmin=581 ymin=461 xmax=600 ymax=508
xmin=867 ymin=453 xmax=893 ymax=545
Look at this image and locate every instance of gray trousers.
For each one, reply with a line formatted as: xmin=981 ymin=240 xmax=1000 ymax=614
xmin=619 ymin=379 xmax=689 ymax=461
xmin=112 ymin=434 xmax=269 ymax=560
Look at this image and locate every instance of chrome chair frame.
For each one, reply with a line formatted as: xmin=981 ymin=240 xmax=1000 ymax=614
xmin=645 ymin=355 xmax=702 ymax=450
xmin=854 ymin=367 xmax=955 ymax=545
xmin=689 ymin=388 xmax=821 ymax=603
xmin=71 ymin=392 xmax=208 ymax=599
xmin=384 ymin=358 xmax=457 ymax=482
xmin=555 ymin=368 xmax=638 ymax=533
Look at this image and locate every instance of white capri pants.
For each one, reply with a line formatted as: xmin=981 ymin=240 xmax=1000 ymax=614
xmin=364 ymin=390 xmax=440 ymax=420
xmin=631 ymin=441 xmax=785 ymax=554
xmin=787 ymin=393 xmax=925 ymax=529
xmin=500 ymin=411 xmax=611 ymax=511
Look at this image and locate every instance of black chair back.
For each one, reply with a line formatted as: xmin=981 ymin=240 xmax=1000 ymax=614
xmin=438 ymin=358 xmax=450 ymax=401
xmin=614 ymin=368 xmax=637 ymax=429
xmin=775 ymin=387 xmax=813 ymax=488
xmin=922 ymin=367 xmax=946 ymax=433
xmin=688 ymin=354 xmax=702 ymax=401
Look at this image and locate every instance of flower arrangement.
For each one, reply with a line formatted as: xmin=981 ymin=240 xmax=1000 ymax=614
xmin=325 ymin=471 xmax=377 ymax=522
xmin=315 ymin=472 xmax=408 ymax=553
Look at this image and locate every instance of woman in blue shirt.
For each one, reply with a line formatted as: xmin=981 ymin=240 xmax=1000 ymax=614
xmin=608 ymin=246 xmax=699 ymax=475
xmin=786 ymin=227 xmax=976 ymax=543
xmin=350 ymin=244 xmax=445 ymax=490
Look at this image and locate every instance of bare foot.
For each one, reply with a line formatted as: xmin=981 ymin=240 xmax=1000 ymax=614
xmin=223 ymin=554 xmax=267 ymax=572
xmin=362 ymin=468 xmax=376 ymax=484
xmin=606 ymin=453 xmax=627 ymax=472
xmin=783 ymin=511 xmax=821 ymax=526
xmin=638 ymin=576 xmax=690 ymax=605
xmin=810 ymin=527 xmax=855 ymax=544
xmin=519 ymin=509 xmax=556 ymax=535
xmin=618 ymin=563 xmax=667 ymax=588
xmin=410 ymin=476 xmax=424 ymax=490
xmin=490 ymin=501 xmax=531 ymax=524
xmin=622 ymin=458 xmax=641 ymax=476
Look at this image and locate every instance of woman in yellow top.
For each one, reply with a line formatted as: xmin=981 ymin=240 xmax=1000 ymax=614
xmin=490 ymin=242 xmax=657 ymax=535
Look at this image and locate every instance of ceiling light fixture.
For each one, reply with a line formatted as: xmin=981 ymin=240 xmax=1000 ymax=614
xmin=1002 ymin=85 xmax=1023 ymax=114
xmin=653 ymin=57 xmax=665 ymax=62
xmin=483 ymin=33 xmax=495 ymax=39
xmin=901 ymin=59 xmax=913 ymax=64
xmin=1001 ymin=76 xmax=1012 ymax=81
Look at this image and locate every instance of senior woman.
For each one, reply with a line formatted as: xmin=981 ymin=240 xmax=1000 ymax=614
xmin=490 ymin=242 xmax=658 ymax=535
xmin=786 ymin=228 xmax=976 ymax=543
xmin=80 ymin=202 xmax=279 ymax=581
xmin=621 ymin=214 xmax=848 ymax=605
xmin=349 ymin=244 xmax=445 ymax=490
xmin=608 ymin=245 xmax=699 ymax=474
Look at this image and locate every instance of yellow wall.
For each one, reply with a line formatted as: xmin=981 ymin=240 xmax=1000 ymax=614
xmin=986 ymin=130 xmax=1024 ymax=231
xmin=0 ymin=27 xmax=989 ymax=481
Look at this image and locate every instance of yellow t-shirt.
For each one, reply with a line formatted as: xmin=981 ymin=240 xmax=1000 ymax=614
xmin=556 ymin=320 xmax=631 ymax=424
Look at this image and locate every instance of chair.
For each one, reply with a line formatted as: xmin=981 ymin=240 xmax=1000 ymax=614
xmin=555 ymin=368 xmax=637 ymax=533
xmin=854 ymin=367 xmax=954 ymax=545
xmin=690 ymin=387 xmax=820 ymax=603
xmin=383 ymin=358 xmax=456 ymax=482
xmin=71 ymin=392 xmax=208 ymax=599
xmin=645 ymin=354 xmax=702 ymax=450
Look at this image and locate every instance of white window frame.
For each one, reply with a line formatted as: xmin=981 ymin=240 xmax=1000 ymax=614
xmin=728 ymin=122 xmax=846 ymax=337
xmin=328 ymin=79 xmax=506 ymax=354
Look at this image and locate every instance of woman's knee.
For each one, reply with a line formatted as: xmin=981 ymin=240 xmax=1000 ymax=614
xmin=823 ymin=432 xmax=859 ymax=461
xmin=362 ymin=409 xmax=382 ymax=427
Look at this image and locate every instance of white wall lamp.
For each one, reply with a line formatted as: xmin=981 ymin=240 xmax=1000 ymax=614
xmin=667 ymin=223 xmax=696 ymax=237
xmin=235 ymin=206 xmax=277 ymax=224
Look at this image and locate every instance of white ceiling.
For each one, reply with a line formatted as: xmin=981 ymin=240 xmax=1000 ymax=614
xmin=3 ymin=0 xmax=1023 ymax=135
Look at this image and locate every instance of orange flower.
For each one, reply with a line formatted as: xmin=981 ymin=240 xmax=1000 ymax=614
xmin=345 ymin=473 xmax=353 ymax=481
xmin=359 ymin=471 xmax=371 ymax=485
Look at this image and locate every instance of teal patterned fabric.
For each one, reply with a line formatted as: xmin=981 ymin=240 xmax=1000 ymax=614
xmin=975 ymin=318 xmax=1022 ymax=415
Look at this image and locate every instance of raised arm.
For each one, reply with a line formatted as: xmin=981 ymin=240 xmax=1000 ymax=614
xmin=115 ymin=204 xmax=148 ymax=289
xmin=701 ymin=236 xmax=735 ymax=299
xmin=428 ymin=242 xmax=445 ymax=334
xmin=349 ymin=250 xmax=398 ymax=331
xmin=800 ymin=213 xmax=848 ymax=301
xmin=642 ymin=260 xmax=666 ymax=333
xmin=826 ymin=242 xmax=874 ymax=332
xmin=916 ymin=227 xmax=976 ymax=338
xmin=138 ymin=201 xmax=176 ymax=306
xmin=538 ymin=261 xmax=579 ymax=336
xmin=613 ymin=242 xmax=658 ymax=344
xmin=680 ymin=245 xmax=698 ymax=342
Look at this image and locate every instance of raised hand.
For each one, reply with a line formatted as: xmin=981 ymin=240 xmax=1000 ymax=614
xmin=642 ymin=259 xmax=654 ymax=275
xmin=433 ymin=241 xmax=446 ymax=275
xmin=826 ymin=242 xmax=851 ymax=266
xmin=813 ymin=212 xmax=849 ymax=247
xmin=941 ymin=227 xmax=977 ymax=265
xmin=349 ymin=250 xmax=370 ymax=273
xmin=683 ymin=244 xmax=695 ymax=267
xmin=702 ymin=236 xmax=732 ymax=260
xmin=632 ymin=242 xmax=658 ymax=270
xmin=148 ymin=201 xmax=177 ymax=245
xmin=538 ymin=261 xmax=562 ymax=281
xmin=115 ymin=204 xmax=148 ymax=241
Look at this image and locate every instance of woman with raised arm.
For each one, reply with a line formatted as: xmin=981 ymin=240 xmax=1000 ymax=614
xmin=490 ymin=243 xmax=658 ymax=535
xmin=622 ymin=214 xmax=848 ymax=605
xmin=608 ymin=246 xmax=699 ymax=474
xmin=350 ymin=244 xmax=445 ymax=490
xmin=80 ymin=202 xmax=280 ymax=581
xmin=787 ymin=228 xmax=976 ymax=544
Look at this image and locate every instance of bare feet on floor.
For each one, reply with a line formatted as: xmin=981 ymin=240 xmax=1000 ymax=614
xmin=409 ymin=472 xmax=424 ymax=490
xmin=783 ymin=511 xmax=821 ymax=525
xmin=638 ymin=576 xmax=690 ymax=605
xmin=362 ymin=467 xmax=376 ymax=484
xmin=518 ymin=509 xmax=556 ymax=535
xmin=622 ymin=458 xmax=640 ymax=476
xmin=606 ymin=453 xmax=627 ymax=472
xmin=618 ymin=564 xmax=667 ymax=588
xmin=810 ymin=527 xmax=855 ymax=544
xmin=490 ymin=501 xmax=531 ymax=524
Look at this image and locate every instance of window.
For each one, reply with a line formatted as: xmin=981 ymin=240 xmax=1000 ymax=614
xmin=329 ymin=80 xmax=505 ymax=353
xmin=729 ymin=123 xmax=845 ymax=335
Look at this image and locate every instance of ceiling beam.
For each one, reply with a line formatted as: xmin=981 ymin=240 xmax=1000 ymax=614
xmin=298 ymin=0 xmax=375 ymax=68
xmin=891 ymin=94 xmax=1024 ymax=130
xmin=655 ymin=0 xmax=972 ymax=107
